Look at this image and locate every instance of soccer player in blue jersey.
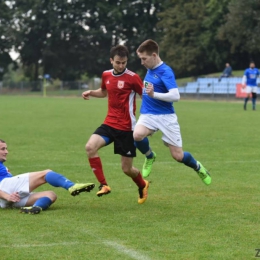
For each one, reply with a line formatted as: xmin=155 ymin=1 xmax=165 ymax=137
xmin=0 ymin=139 xmax=95 ymax=214
xmin=133 ymin=39 xmax=211 ymax=185
xmin=242 ymin=61 xmax=260 ymax=110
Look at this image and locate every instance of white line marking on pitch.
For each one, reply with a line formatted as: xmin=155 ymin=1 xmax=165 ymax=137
xmin=0 ymin=241 xmax=152 ymax=260
xmin=103 ymin=240 xmax=151 ymax=260
xmin=0 ymin=242 xmax=82 ymax=248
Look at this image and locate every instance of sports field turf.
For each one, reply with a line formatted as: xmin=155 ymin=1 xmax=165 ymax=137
xmin=0 ymin=95 xmax=259 ymax=260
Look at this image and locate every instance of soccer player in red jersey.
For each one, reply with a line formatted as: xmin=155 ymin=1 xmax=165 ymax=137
xmin=82 ymin=45 xmax=149 ymax=204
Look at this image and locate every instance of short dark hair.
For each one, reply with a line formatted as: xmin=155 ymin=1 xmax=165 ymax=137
xmin=136 ymin=39 xmax=159 ymax=55
xmin=0 ymin=139 xmax=5 ymax=143
xmin=110 ymin=45 xmax=129 ymax=59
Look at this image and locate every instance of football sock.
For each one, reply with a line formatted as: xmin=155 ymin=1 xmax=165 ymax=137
xmin=89 ymin=157 xmax=107 ymax=185
xmin=33 ymin=196 xmax=53 ymax=210
xmin=132 ymin=172 xmax=146 ymax=188
xmin=134 ymin=138 xmax=153 ymax=158
xmin=252 ymin=97 xmax=256 ymax=109
xmin=45 ymin=171 xmax=74 ymax=190
xmin=181 ymin=152 xmax=198 ymax=170
xmin=146 ymin=151 xmax=154 ymax=159
xmin=244 ymin=97 xmax=249 ymax=105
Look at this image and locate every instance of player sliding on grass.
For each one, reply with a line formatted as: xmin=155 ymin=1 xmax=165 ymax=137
xmin=133 ymin=39 xmax=211 ymax=185
xmin=0 ymin=139 xmax=95 ymax=214
xmin=82 ymin=45 xmax=149 ymax=204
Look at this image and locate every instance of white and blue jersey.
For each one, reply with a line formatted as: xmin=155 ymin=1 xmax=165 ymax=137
xmin=141 ymin=62 xmax=178 ymax=115
xmin=244 ymin=68 xmax=260 ymax=86
xmin=0 ymin=162 xmax=12 ymax=182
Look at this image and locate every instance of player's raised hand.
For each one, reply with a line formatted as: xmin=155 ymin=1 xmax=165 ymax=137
xmin=82 ymin=90 xmax=91 ymax=100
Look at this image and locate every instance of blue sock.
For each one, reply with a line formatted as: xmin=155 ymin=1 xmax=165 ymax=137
xmin=134 ymin=137 xmax=153 ymax=158
xmin=244 ymin=97 xmax=249 ymax=105
xmin=181 ymin=152 xmax=198 ymax=170
xmin=252 ymin=97 xmax=256 ymax=109
xmin=33 ymin=197 xmax=52 ymax=210
xmin=45 ymin=171 xmax=74 ymax=190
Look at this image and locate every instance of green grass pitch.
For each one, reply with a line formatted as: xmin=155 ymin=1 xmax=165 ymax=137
xmin=0 ymin=95 xmax=260 ymax=260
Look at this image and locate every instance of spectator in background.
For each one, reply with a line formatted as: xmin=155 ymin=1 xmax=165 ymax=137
xmin=218 ymin=63 xmax=232 ymax=82
xmin=242 ymin=61 xmax=260 ymax=111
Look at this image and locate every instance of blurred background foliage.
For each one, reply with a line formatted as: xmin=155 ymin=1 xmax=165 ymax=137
xmin=0 ymin=0 xmax=260 ymax=82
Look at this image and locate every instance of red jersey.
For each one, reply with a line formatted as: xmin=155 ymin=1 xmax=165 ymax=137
xmin=101 ymin=69 xmax=143 ymax=131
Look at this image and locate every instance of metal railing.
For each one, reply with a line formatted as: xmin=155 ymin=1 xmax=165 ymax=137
xmin=0 ymin=79 xmax=101 ymax=97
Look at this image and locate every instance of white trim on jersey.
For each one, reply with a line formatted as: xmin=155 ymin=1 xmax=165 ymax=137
xmin=125 ymin=69 xmax=135 ymax=76
xmin=106 ymin=68 xmax=136 ymax=78
xmin=128 ymin=90 xmax=137 ymax=130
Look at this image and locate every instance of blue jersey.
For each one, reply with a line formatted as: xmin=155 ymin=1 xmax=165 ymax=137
xmin=0 ymin=162 xmax=12 ymax=182
xmin=140 ymin=62 xmax=178 ymax=114
xmin=244 ymin=68 xmax=259 ymax=86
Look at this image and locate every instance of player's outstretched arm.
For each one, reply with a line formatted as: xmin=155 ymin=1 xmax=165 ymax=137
xmin=241 ymin=75 xmax=247 ymax=88
xmin=82 ymin=88 xmax=107 ymax=100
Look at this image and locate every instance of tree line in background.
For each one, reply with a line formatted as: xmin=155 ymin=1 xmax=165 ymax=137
xmin=0 ymin=0 xmax=260 ymax=83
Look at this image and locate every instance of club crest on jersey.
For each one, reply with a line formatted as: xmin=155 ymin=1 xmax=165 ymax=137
xmin=117 ymin=80 xmax=125 ymax=89
xmin=144 ymin=81 xmax=153 ymax=88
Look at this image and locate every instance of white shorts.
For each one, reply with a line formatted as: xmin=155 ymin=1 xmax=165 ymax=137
xmin=0 ymin=173 xmax=31 ymax=208
xmin=136 ymin=114 xmax=182 ymax=147
xmin=246 ymin=86 xmax=258 ymax=94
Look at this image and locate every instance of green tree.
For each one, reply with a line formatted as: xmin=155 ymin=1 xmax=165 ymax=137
xmin=200 ymin=0 xmax=230 ymax=71
xmin=44 ymin=0 xmax=163 ymax=79
xmin=11 ymin=0 xmax=50 ymax=87
xmin=218 ymin=0 xmax=260 ymax=68
xmin=0 ymin=1 xmax=15 ymax=80
xmin=112 ymin=0 xmax=163 ymax=74
xmin=157 ymin=0 xmax=207 ymax=77
xmin=11 ymin=0 xmax=98 ymax=83
xmin=10 ymin=0 xmax=163 ymax=82
xmin=157 ymin=0 xmax=232 ymax=77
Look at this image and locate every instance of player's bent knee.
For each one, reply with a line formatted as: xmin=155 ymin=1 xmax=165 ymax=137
xmin=133 ymin=132 xmax=143 ymax=141
xmin=121 ymin=165 xmax=131 ymax=174
xmin=46 ymin=191 xmax=57 ymax=202
xmin=35 ymin=169 xmax=52 ymax=177
xmin=85 ymin=143 xmax=96 ymax=156
xmin=172 ymin=153 xmax=183 ymax=162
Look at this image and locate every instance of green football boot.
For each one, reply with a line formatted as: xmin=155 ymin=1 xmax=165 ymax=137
xmin=196 ymin=161 xmax=211 ymax=185
xmin=142 ymin=152 xmax=156 ymax=178
xmin=69 ymin=183 xmax=95 ymax=196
